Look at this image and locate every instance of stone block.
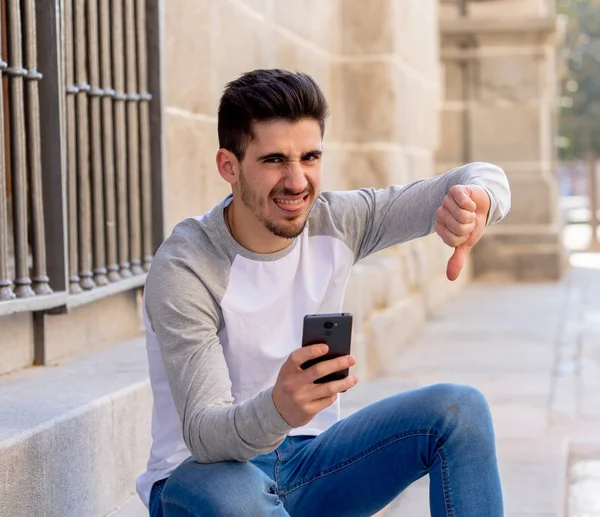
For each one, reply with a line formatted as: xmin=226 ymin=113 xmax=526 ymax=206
xmin=400 ymin=242 xmax=420 ymax=291
xmin=439 ymin=1 xmax=458 ymax=21
xmin=437 ymin=108 xmax=466 ymax=164
xmin=165 ymin=0 xmax=212 ymax=115
xmin=0 ymin=339 xmax=151 ymax=517
xmin=368 ymin=294 xmax=427 ymax=372
xmin=468 ymin=0 xmax=550 ymax=18
xmin=501 ymin=176 xmax=557 ymax=226
xmin=471 ymin=232 xmax=566 ymax=281
xmin=320 ymin=145 xmax=342 ymax=191
xmin=328 ymin=64 xmax=344 ymax=142
xmin=336 ymin=61 xmax=401 ymax=143
xmin=343 ymin=265 xmax=372 ymax=332
xmin=403 ymin=151 xmax=435 ymax=184
xmin=338 ymin=148 xmax=406 ymax=190
xmin=424 ymin=268 xmax=467 ymax=315
xmin=441 ymin=60 xmax=465 ymax=102
xmin=405 ymin=238 xmax=435 ymax=292
xmin=469 ymin=105 xmax=542 ymax=162
xmin=204 ymin=163 xmax=233 ymax=213
xmin=339 ymin=0 xmax=395 ymax=55
xmin=0 ymin=312 xmax=33 ymax=376
xmin=422 ymin=234 xmax=453 ymax=278
xmin=272 ymin=35 xmax=332 ymax=100
xmin=211 ymin=1 xmax=272 ymax=115
xmin=43 ymin=291 xmax=142 ymax=364
xmin=241 ymin=0 xmax=270 ymax=16
xmin=344 ymin=255 xmax=409 ymax=329
xmin=303 ymin=55 xmax=333 ymax=103
xmin=380 ymin=254 xmax=411 ymax=304
xmin=272 ymin=0 xmax=339 ymax=54
xmin=164 ymin=113 xmax=223 ymax=230
xmin=395 ymin=0 xmax=437 ymax=74
xmin=363 ymin=254 xmax=409 ymax=310
xmin=273 ymin=29 xmax=302 ymax=71
xmin=398 ymin=71 xmax=438 ymax=151
xmin=360 ymin=261 xmax=389 ymax=312
xmin=349 ymin=331 xmax=370 ymax=381
xmin=477 ymin=54 xmax=544 ymax=102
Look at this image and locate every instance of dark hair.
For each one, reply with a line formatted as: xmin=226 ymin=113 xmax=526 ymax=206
xmin=218 ymin=69 xmax=329 ymax=160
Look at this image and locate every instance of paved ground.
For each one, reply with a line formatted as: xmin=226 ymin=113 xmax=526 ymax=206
xmin=111 ymin=253 xmax=600 ymax=517
xmin=340 ymin=254 xmax=600 ymax=517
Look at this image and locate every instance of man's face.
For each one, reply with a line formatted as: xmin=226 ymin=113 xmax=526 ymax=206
xmin=235 ymin=118 xmax=323 ymax=239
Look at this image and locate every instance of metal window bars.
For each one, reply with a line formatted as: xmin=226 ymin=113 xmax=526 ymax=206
xmin=0 ymin=0 xmax=162 ymax=315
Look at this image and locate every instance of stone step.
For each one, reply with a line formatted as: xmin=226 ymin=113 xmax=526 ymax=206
xmin=107 ymin=496 xmax=146 ymax=517
xmin=0 ymin=338 xmax=151 ymax=517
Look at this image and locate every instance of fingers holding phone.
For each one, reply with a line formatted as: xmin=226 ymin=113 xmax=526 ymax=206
xmin=273 ymin=344 xmax=358 ymax=428
xmin=272 ymin=313 xmax=358 ymax=428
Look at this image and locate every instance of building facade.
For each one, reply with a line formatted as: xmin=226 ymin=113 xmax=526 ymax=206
xmin=0 ymin=1 xmax=563 ymax=515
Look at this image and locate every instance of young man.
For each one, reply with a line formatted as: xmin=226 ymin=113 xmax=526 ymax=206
xmin=137 ymin=69 xmax=510 ymax=516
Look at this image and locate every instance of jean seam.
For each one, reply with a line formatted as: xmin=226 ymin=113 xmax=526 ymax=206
xmin=279 ymin=429 xmax=438 ymax=496
xmin=437 ymin=446 xmax=455 ymax=517
xmin=151 ymin=478 xmax=166 ymax=513
xmin=274 ymin=447 xmax=283 ymax=497
xmin=160 ymin=497 xmax=197 ymax=517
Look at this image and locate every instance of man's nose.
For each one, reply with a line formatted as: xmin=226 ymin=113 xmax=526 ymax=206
xmin=284 ymin=161 xmax=308 ymax=193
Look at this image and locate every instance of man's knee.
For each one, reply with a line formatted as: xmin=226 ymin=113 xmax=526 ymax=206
xmin=161 ymin=459 xmax=279 ymax=517
xmin=424 ymin=383 xmax=494 ymax=436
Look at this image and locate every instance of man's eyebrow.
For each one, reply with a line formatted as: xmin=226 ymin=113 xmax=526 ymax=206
xmin=257 ymin=152 xmax=288 ymax=161
xmin=302 ymin=150 xmax=322 ymax=158
xmin=257 ymin=150 xmax=323 ymax=161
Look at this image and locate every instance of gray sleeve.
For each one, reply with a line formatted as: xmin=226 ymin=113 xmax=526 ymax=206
xmin=144 ymin=221 xmax=293 ymax=464
xmin=317 ymin=162 xmax=511 ymax=263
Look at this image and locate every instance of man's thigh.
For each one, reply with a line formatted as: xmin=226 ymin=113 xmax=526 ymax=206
xmin=276 ymin=384 xmax=471 ymax=517
xmin=159 ymin=455 xmax=288 ymax=517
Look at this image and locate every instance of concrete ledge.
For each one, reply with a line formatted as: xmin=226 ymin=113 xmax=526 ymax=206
xmin=0 ymin=338 xmax=151 ymax=517
xmin=42 ymin=290 xmax=144 ymax=365
xmin=108 ymin=496 xmax=146 ymax=517
xmin=440 ymin=16 xmax=557 ymax=38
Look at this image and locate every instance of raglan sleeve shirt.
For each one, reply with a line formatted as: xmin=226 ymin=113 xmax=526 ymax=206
xmin=144 ymin=161 xmax=511 ymax=465
xmin=144 ymin=223 xmax=295 ymax=464
xmin=320 ymin=161 xmax=511 ymax=263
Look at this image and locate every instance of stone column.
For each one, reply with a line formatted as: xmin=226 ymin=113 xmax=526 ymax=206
xmin=438 ymin=0 xmax=567 ymax=280
xmin=335 ymin=0 xmax=471 ymax=379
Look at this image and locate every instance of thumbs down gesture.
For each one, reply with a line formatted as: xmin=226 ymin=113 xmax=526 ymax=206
xmin=434 ymin=185 xmax=491 ymax=282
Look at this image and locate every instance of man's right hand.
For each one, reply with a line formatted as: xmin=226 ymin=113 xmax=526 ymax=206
xmin=272 ymin=344 xmax=359 ymax=428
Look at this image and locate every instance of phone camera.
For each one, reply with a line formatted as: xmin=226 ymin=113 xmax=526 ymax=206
xmin=324 ymin=321 xmax=334 ymax=330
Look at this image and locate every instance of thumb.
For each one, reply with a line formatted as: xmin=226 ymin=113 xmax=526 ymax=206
xmin=446 ymin=245 xmax=470 ymax=281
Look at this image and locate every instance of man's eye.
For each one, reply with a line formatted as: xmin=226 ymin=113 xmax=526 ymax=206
xmin=304 ymin=154 xmax=320 ymax=162
xmin=264 ymin=158 xmax=282 ymax=164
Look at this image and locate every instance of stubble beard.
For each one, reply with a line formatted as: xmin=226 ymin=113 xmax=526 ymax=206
xmin=238 ymin=170 xmax=313 ymax=240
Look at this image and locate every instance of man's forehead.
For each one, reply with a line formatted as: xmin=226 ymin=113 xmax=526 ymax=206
xmin=250 ymin=119 xmax=322 ymax=150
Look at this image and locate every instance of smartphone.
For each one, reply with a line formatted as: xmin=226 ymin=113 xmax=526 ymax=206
xmin=300 ymin=313 xmax=353 ymax=384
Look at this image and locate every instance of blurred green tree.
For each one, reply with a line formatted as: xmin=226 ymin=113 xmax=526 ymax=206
xmin=557 ymin=0 xmax=600 ymax=160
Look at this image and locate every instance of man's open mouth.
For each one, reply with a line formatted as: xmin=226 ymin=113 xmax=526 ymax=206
xmin=273 ymin=194 xmax=309 ymax=213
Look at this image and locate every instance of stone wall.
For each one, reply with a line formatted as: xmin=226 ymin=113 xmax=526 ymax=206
xmin=164 ymin=0 xmax=465 ymax=379
xmin=439 ymin=0 xmax=565 ymax=280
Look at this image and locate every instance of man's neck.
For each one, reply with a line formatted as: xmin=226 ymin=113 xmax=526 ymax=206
xmin=226 ymin=199 xmax=293 ymax=255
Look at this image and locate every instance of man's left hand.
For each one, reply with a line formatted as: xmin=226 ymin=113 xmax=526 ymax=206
xmin=434 ymin=185 xmax=490 ymax=282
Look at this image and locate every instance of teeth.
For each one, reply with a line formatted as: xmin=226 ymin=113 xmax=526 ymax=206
xmin=276 ymin=199 xmax=303 ymax=205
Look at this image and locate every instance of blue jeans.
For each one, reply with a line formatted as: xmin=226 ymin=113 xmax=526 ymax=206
xmin=149 ymin=384 xmax=503 ymax=516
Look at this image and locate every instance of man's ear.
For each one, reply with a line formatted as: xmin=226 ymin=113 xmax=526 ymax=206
xmin=216 ymin=149 xmax=239 ymax=185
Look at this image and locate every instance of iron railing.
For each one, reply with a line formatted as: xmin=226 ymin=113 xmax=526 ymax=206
xmin=0 ymin=0 xmax=162 ymax=316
